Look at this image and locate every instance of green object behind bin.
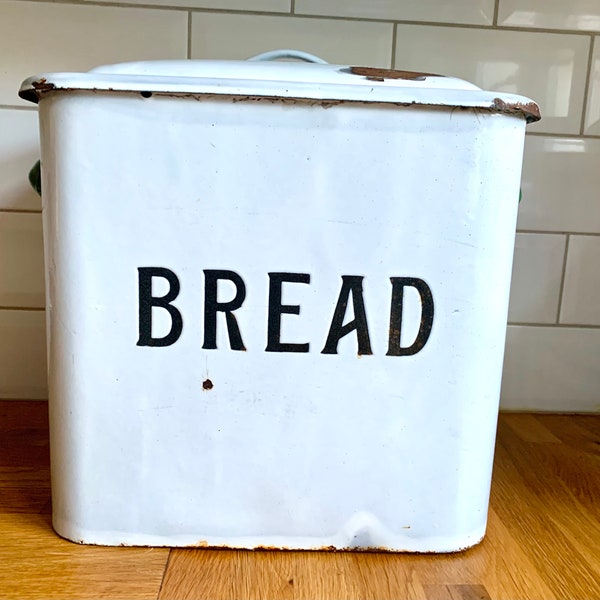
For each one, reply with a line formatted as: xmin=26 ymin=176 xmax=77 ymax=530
xmin=29 ymin=160 xmax=41 ymax=196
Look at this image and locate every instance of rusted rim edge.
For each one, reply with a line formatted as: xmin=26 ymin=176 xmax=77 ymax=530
xmin=20 ymin=83 xmax=541 ymax=123
xmin=491 ymin=97 xmax=540 ymax=123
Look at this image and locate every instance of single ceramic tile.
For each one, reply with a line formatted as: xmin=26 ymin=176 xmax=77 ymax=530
xmin=191 ymin=13 xmax=393 ymax=66
xmin=499 ymin=0 xmax=600 ymax=31
xmin=85 ymin=0 xmax=290 ymax=10
xmin=295 ymin=0 xmax=494 ymax=25
xmin=0 ymin=0 xmax=187 ymax=107
xmin=508 ymin=233 xmax=566 ymax=324
xmin=583 ymin=36 xmax=600 ymax=134
xmin=0 ymin=109 xmax=41 ymax=211
xmin=501 ymin=325 xmax=600 ymax=412
xmin=0 ymin=213 xmax=45 ymax=309
xmin=394 ymin=25 xmax=589 ymax=135
xmin=517 ymin=136 xmax=600 ymax=234
xmin=0 ymin=310 xmax=47 ymax=399
xmin=559 ymin=235 xmax=600 ymax=325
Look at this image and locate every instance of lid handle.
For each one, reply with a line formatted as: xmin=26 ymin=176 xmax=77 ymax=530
xmin=248 ymin=49 xmax=328 ymax=64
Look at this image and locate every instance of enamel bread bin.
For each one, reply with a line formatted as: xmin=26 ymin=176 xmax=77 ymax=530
xmin=20 ymin=51 xmax=539 ymax=552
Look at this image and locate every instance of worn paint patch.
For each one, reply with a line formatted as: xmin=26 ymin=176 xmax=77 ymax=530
xmin=344 ymin=66 xmax=442 ymax=81
xmin=20 ymin=78 xmax=55 ymax=103
xmin=492 ymin=97 xmax=541 ymax=123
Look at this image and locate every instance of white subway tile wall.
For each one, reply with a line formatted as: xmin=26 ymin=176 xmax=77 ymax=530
xmin=190 ymin=13 xmax=394 ymax=65
xmin=0 ymin=0 xmax=598 ymax=411
xmin=294 ymin=0 xmax=496 ymax=26
xmin=0 ymin=0 xmax=187 ymax=107
xmin=508 ymin=233 xmax=566 ymax=324
xmin=393 ymin=25 xmax=590 ymax=135
xmin=0 ymin=213 xmax=45 ymax=309
xmin=518 ymin=136 xmax=600 ymax=233
xmin=86 ymin=0 xmax=291 ymax=11
xmin=0 ymin=109 xmax=40 ymax=211
xmin=498 ymin=0 xmax=600 ymax=32
xmin=560 ymin=236 xmax=600 ymax=325
xmin=502 ymin=326 xmax=600 ymax=412
xmin=584 ymin=37 xmax=600 ymax=134
xmin=0 ymin=311 xmax=47 ymax=400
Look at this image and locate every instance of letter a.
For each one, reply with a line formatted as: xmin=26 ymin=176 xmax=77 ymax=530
xmin=322 ymin=276 xmax=372 ymax=355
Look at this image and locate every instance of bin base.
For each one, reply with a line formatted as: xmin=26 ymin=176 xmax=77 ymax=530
xmin=52 ymin=515 xmax=486 ymax=553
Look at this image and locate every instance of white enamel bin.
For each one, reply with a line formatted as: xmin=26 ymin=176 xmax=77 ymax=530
xmin=20 ymin=51 xmax=540 ymax=552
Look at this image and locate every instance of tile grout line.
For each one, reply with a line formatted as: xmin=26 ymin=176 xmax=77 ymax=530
xmin=493 ymin=0 xmax=500 ymax=26
xmin=0 ymin=104 xmax=37 ymax=111
xmin=516 ymin=230 xmax=600 ymax=237
xmin=579 ymin=35 xmax=595 ymax=135
xmin=526 ymin=131 xmax=600 ymax=139
xmin=0 ymin=103 xmax=595 ymax=140
xmin=290 ymin=0 xmax=295 ymax=15
xmin=0 ymin=397 xmax=48 ymax=401
xmin=0 ymin=107 xmax=599 ymax=139
xmin=1 ymin=210 xmax=597 ymax=236
xmin=555 ymin=234 xmax=571 ymax=324
xmin=1 ymin=313 xmax=599 ymax=329
xmin=8 ymin=0 xmax=600 ymax=37
xmin=391 ymin=22 xmax=398 ymax=69
xmin=508 ymin=321 xmax=600 ymax=330
xmin=9 ymin=0 xmax=297 ymax=18
xmin=187 ymin=10 xmax=192 ymax=59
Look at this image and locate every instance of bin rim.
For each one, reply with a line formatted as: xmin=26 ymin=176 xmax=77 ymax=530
xmin=18 ymin=59 xmax=540 ymax=123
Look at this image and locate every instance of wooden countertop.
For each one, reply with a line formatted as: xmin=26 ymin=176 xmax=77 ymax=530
xmin=1 ymin=400 xmax=598 ymax=600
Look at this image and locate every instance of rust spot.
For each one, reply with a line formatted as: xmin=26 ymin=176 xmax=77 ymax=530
xmin=227 ymin=95 xmax=344 ymax=109
xmin=19 ymin=78 xmax=56 ymax=104
xmin=345 ymin=66 xmax=442 ymax=81
xmin=316 ymin=545 xmax=338 ymax=552
xmin=252 ymin=545 xmax=399 ymax=553
xmin=31 ymin=78 xmax=56 ymax=93
xmin=116 ymin=537 xmax=484 ymax=553
xmin=492 ymin=97 xmax=541 ymax=123
xmin=202 ymin=379 xmax=214 ymax=391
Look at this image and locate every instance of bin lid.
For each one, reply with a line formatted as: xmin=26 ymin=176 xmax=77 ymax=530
xmin=19 ymin=51 xmax=540 ymax=123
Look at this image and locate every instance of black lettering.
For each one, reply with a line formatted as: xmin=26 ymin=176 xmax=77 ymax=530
xmin=202 ymin=270 xmax=246 ymax=350
xmin=137 ymin=267 xmax=183 ymax=347
xmin=387 ymin=277 xmax=434 ymax=356
xmin=266 ymin=272 xmax=310 ymax=353
xmin=321 ymin=276 xmax=372 ymax=355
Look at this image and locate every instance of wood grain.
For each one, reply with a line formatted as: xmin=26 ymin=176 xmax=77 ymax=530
xmin=0 ymin=513 xmax=169 ymax=600
xmin=1 ymin=402 xmax=599 ymax=600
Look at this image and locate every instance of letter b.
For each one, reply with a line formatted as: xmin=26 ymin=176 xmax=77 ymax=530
xmin=137 ymin=267 xmax=183 ymax=347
